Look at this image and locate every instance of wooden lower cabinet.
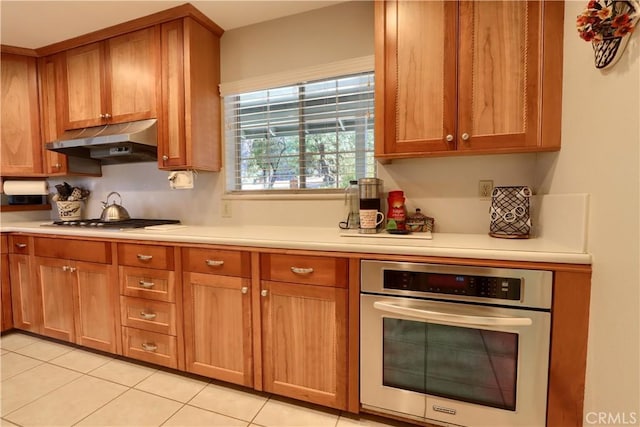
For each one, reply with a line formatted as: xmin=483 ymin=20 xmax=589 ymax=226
xmin=2 ymin=235 xmax=14 ymax=331
xmin=118 ymin=243 xmax=181 ymax=369
xmin=122 ymin=327 xmax=178 ymax=369
xmin=261 ymin=280 xmax=348 ymax=410
xmin=10 ymin=253 xmax=39 ymax=332
xmin=183 ymin=271 xmax=253 ymax=386
xmin=34 ymin=256 xmax=118 ymax=352
xmin=35 ymin=257 xmax=75 ymax=342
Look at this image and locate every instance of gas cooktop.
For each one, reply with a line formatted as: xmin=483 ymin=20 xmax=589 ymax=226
xmin=47 ymin=219 xmax=181 ymax=229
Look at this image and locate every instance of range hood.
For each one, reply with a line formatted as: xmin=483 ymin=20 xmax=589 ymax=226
xmin=45 ymin=119 xmax=158 ymax=165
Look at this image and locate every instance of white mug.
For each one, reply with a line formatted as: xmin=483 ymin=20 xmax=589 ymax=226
xmin=360 ymin=209 xmax=384 ymax=229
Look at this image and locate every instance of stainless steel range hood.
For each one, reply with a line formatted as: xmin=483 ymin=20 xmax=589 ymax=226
xmin=45 ymin=119 xmax=158 ymax=165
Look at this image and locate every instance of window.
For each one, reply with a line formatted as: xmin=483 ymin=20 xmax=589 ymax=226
xmin=224 ymin=72 xmax=375 ymax=192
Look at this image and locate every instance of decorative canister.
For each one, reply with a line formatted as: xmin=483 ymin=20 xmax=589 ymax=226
xmin=56 ymin=201 xmax=82 ymax=221
xmin=406 ymin=208 xmax=435 ymax=232
xmin=489 ymin=186 xmax=531 ymax=238
xmin=387 ymin=190 xmax=406 ymax=230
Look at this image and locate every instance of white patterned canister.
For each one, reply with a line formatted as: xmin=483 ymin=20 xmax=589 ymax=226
xmin=56 ymin=201 xmax=82 ymax=221
xmin=489 ymin=186 xmax=531 ymax=238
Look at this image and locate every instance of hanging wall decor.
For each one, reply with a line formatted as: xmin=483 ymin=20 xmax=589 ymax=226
xmin=577 ymin=0 xmax=640 ymax=69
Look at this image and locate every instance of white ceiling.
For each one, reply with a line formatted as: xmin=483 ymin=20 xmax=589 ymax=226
xmin=0 ymin=1 xmax=345 ymax=50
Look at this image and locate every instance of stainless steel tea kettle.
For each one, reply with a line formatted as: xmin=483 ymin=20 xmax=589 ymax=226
xmin=100 ymin=192 xmax=131 ymax=222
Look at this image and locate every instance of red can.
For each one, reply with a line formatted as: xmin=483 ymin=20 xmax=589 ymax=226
xmin=387 ymin=190 xmax=406 ymax=230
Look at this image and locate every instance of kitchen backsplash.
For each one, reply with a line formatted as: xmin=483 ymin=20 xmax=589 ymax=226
xmin=28 ymin=152 xmax=583 ymax=246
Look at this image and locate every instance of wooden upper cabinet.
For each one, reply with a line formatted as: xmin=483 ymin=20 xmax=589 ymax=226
xmin=61 ymin=27 xmax=159 ymax=130
xmin=375 ymin=0 xmax=564 ymax=159
xmin=39 ymin=54 xmax=67 ymax=175
xmin=1 ymin=53 xmax=43 ymax=175
xmin=159 ymin=18 xmax=222 ymax=171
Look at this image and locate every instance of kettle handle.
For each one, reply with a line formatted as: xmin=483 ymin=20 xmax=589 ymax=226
xmin=103 ymin=191 xmax=122 ymax=207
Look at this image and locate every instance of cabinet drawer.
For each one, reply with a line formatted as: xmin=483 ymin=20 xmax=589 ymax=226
xmin=120 ymin=296 xmax=176 ymax=335
xmin=182 ymin=248 xmax=250 ymax=277
xmin=120 ymin=266 xmax=175 ymax=302
xmin=122 ymin=327 xmax=177 ymax=369
xmin=9 ymin=235 xmax=30 ymax=255
xmin=33 ymin=237 xmax=110 ymax=263
xmin=261 ymin=254 xmax=348 ymax=288
xmin=118 ymin=243 xmax=174 ymax=270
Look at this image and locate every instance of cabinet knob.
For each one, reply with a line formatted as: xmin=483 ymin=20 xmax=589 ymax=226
xmin=461 ymin=133 xmax=470 ymax=141
xmin=241 ymin=286 xmax=249 ymax=294
xmin=53 ymin=163 xmax=62 ymax=169
xmin=69 ymin=267 xmax=77 ymax=273
xmin=260 ymin=289 xmax=268 ymax=297
xmin=99 ymin=113 xmax=106 ymax=119
xmin=62 ymin=265 xmax=70 ymax=271
xmin=104 ymin=113 xmax=112 ymax=119
xmin=446 ymin=134 xmax=454 ymax=142
xmin=162 ymin=155 xmax=169 ymax=161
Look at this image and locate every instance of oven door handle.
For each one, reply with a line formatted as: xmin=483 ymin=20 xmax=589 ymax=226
xmin=373 ymin=301 xmax=533 ymax=327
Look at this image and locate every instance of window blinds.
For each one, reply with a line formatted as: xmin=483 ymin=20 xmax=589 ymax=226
xmin=224 ymin=71 xmax=375 ymax=192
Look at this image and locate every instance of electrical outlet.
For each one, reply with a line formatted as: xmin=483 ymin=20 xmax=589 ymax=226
xmin=222 ymin=200 xmax=232 ymax=218
xmin=478 ymin=180 xmax=494 ymax=198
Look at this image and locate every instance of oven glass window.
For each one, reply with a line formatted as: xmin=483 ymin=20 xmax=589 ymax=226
xmin=383 ymin=318 xmax=518 ymax=411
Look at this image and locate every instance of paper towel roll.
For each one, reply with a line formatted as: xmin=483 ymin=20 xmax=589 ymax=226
xmin=2 ymin=180 xmax=49 ymax=195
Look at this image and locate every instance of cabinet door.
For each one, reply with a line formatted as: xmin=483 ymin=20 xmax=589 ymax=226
xmin=34 ymin=257 xmax=75 ymax=342
xmin=183 ymin=272 xmax=253 ymax=386
xmin=106 ymin=27 xmax=160 ymax=124
xmin=159 ymin=18 xmax=222 ymax=171
xmin=9 ymin=254 xmax=39 ymax=332
xmin=39 ymin=54 xmax=68 ymax=175
xmin=457 ymin=1 xmax=541 ymax=151
xmin=63 ymin=42 xmax=106 ymax=129
xmin=74 ymin=261 xmax=118 ymax=353
xmin=376 ymin=1 xmax=457 ymax=156
xmin=2 ymin=253 xmax=12 ymax=331
xmin=0 ymin=53 xmax=43 ymax=175
xmin=159 ymin=20 xmax=187 ymax=168
xmin=261 ymin=281 xmax=347 ymax=410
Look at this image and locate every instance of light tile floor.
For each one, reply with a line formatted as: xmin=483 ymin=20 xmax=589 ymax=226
xmin=0 ymin=332 xmax=409 ymax=427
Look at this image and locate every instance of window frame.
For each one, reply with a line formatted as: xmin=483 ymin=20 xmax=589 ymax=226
xmin=220 ymin=57 xmax=375 ymax=196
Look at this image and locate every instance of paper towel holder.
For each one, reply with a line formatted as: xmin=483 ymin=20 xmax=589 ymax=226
xmin=168 ymin=171 xmax=194 ymax=189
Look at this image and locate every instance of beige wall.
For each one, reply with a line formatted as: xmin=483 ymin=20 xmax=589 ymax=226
xmin=220 ymin=1 xmax=374 ymax=83
xmin=537 ymin=1 xmax=640 ymax=421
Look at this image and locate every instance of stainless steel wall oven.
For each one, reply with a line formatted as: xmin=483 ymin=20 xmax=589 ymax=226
xmin=360 ymin=260 xmax=552 ymax=426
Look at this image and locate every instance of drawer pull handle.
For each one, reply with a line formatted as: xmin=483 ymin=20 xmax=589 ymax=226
xmin=261 ymin=289 xmax=268 ymax=297
xmin=205 ymin=259 xmax=224 ymax=267
xmin=138 ymin=280 xmax=155 ymax=288
xmin=137 ymin=254 xmax=153 ymax=261
xmin=141 ymin=342 xmax=157 ymax=352
xmin=15 ymin=243 xmax=27 ymax=249
xmin=139 ymin=311 xmax=157 ymax=320
xmin=241 ymin=286 xmax=249 ymax=294
xmin=291 ymin=267 xmax=314 ymax=275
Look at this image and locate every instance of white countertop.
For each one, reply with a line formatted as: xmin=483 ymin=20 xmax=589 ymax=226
xmin=1 ymin=221 xmax=592 ymax=264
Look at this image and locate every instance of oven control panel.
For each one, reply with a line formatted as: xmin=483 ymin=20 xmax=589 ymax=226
xmin=383 ymin=270 xmax=522 ymax=301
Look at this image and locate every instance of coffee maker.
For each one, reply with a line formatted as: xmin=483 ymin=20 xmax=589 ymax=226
xmin=358 ymin=177 xmax=383 ymax=233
